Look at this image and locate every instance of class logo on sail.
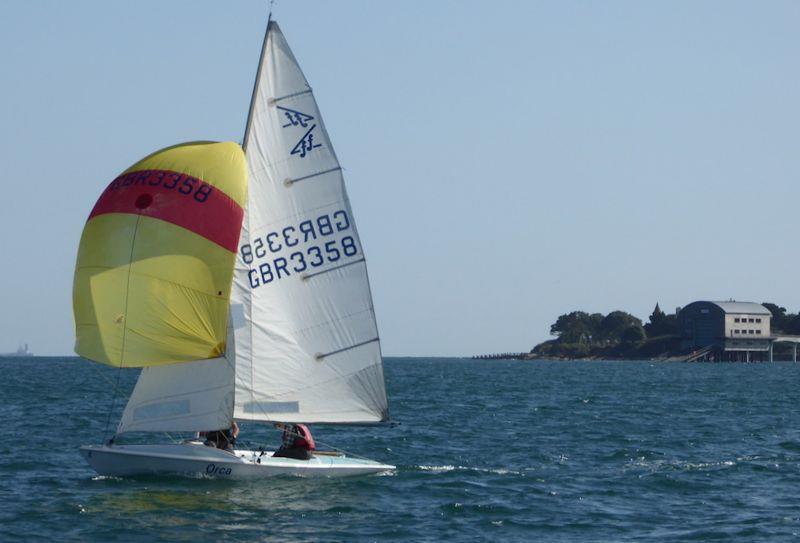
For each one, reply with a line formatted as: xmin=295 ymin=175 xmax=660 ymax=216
xmin=276 ymin=105 xmax=322 ymax=158
xmin=277 ymin=106 xmax=314 ymax=128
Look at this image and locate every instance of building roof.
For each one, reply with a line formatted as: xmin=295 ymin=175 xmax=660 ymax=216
xmin=711 ymin=301 xmax=771 ymax=315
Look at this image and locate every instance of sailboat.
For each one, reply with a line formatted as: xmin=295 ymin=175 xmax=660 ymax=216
xmin=76 ymin=18 xmax=394 ymax=478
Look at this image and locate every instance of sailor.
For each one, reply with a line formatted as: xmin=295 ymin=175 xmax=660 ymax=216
xmin=272 ymin=422 xmax=316 ymax=460
xmin=201 ymin=420 xmax=239 ymax=452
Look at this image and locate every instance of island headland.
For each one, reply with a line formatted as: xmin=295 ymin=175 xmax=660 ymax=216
xmin=475 ymin=302 xmax=800 ymax=362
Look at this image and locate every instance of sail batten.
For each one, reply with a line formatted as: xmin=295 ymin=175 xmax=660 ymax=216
xmin=286 ymin=166 xmax=342 ymax=185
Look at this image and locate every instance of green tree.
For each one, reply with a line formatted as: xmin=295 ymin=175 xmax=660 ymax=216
xmin=599 ymin=311 xmax=642 ymax=343
xmin=762 ymin=302 xmax=793 ymax=333
xmin=621 ymin=325 xmax=646 ymax=344
xmin=550 ymin=311 xmax=602 ymax=344
xmin=644 ymin=302 xmax=678 ymax=337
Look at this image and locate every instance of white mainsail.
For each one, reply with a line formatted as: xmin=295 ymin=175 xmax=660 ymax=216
xmin=233 ymin=21 xmax=388 ymax=424
xmin=117 ymin=20 xmax=388 ymax=433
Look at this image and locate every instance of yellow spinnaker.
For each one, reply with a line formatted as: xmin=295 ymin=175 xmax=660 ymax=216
xmin=73 ymin=141 xmax=247 ymax=367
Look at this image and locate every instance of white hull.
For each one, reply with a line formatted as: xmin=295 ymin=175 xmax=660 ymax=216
xmin=80 ymin=442 xmax=394 ymax=479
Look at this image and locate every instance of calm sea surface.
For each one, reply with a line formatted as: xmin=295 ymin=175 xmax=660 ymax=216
xmin=2 ymin=357 xmax=800 ymax=542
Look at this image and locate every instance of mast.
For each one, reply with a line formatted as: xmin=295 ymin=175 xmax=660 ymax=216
xmin=238 ymin=9 xmax=272 ymax=422
xmin=242 ymin=14 xmax=273 ymax=151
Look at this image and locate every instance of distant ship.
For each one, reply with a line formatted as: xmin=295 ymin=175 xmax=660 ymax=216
xmin=2 ymin=344 xmax=33 ymax=357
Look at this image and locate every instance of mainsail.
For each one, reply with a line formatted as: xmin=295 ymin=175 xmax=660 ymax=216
xmin=233 ymin=21 xmax=388 ymax=424
xmin=73 ymin=141 xmax=247 ymax=367
xmin=116 ymin=20 xmax=388 ymax=434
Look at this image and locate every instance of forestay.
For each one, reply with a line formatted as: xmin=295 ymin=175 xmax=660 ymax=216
xmin=232 ymin=21 xmax=388 ymax=424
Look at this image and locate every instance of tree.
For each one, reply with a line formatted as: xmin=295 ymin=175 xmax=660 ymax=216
xmin=550 ymin=311 xmax=602 ymax=344
xmin=599 ymin=311 xmax=642 ymax=343
xmin=644 ymin=302 xmax=678 ymax=337
xmin=763 ymin=302 xmax=789 ymax=332
xmin=621 ymin=325 xmax=646 ymax=344
xmin=762 ymin=302 xmax=787 ymax=319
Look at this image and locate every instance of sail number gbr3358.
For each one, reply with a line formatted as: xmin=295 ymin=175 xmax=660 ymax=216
xmin=241 ymin=209 xmax=360 ymax=288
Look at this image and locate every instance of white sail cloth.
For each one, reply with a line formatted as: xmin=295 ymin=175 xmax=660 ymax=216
xmin=117 ymin=326 xmax=236 ymax=434
xmin=232 ymin=21 xmax=387 ymax=424
xmin=116 ymin=20 xmax=388 ymax=433
xmin=116 ymin=357 xmax=234 ymax=434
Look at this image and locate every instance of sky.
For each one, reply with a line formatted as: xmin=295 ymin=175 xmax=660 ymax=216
xmin=1 ymin=1 xmax=799 ymax=357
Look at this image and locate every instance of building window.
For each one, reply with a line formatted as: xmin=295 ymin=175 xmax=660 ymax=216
xmin=756 ymin=318 xmax=762 ymax=323
xmin=734 ymin=330 xmax=740 ymax=334
xmin=749 ymin=318 xmax=755 ymax=323
xmin=735 ymin=318 xmax=741 ymax=323
xmin=756 ymin=330 xmax=762 ymax=335
xmin=749 ymin=330 xmax=755 ymax=334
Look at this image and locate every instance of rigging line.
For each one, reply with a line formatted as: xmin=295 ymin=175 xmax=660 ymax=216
xmin=102 ymin=365 xmax=123 ymax=444
xmin=102 ymin=213 xmax=142 ymax=443
xmin=86 ymin=361 xmax=128 ymax=397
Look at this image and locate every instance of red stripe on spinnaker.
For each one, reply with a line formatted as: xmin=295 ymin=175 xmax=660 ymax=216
xmin=88 ymin=169 xmax=243 ymax=252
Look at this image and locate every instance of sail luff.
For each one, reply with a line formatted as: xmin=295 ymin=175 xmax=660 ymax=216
xmin=236 ymin=19 xmax=276 ymax=423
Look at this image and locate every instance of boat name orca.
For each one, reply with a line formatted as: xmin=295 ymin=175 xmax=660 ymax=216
xmin=206 ymin=463 xmax=232 ymax=476
xmin=241 ymin=209 xmax=360 ymax=288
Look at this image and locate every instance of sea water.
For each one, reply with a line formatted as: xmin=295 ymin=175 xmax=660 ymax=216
xmin=2 ymin=357 xmax=800 ymax=542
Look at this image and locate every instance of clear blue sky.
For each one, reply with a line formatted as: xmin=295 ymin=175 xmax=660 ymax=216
xmin=1 ymin=1 xmax=799 ymax=356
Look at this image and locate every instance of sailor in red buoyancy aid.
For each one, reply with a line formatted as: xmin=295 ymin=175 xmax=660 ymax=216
xmin=273 ymin=423 xmax=316 ymax=460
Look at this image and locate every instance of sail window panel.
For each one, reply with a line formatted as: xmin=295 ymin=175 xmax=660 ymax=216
xmin=241 ymin=401 xmax=300 ymax=414
xmin=118 ymin=355 xmax=235 ymax=434
xmin=234 ymin=346 xmax=387 ymax=424
xmin=133 ymin=399 xmax=191 ymax=421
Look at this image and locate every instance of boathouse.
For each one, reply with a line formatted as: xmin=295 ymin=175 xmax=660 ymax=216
xmin=677 ymin=301 xmax=772 ymax=362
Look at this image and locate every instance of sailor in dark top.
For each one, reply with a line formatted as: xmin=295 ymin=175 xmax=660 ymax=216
xmin=272 ymin=423 xmax=315 ymax=460
xmin=201 ymin=421 xmax=239 ymax=452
